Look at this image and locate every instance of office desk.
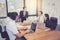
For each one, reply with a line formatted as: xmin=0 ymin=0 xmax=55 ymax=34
xmin=24 ymin=28 xmax=60 ymax=40
xmin=19 ymin=22 xmax=60 ymax=40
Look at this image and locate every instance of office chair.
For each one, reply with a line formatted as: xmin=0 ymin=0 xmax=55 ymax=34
xmin=0 ymin=25 xmax=2 ymax=33
xmin=0 ymin=25 xmax=10 ymax=40
xmin=50 ymin=17 xmax=58 ymax=30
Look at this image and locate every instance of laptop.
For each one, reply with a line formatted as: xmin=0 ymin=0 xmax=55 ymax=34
xmin=38 ymin=23 xmax=45 ymax=29
xmin=30 ymin=23 xmax=37 ymax=32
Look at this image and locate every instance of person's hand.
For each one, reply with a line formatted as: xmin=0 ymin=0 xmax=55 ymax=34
xmin=33 ymin=20 xmax=37 ymax=23
xmin=25 ymin=30 xmax=31 ymax=34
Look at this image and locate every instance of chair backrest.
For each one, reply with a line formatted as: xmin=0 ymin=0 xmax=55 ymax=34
xmin=50 ymin=17 xmax=57 ymax=23
xmin=50 ymin=17 xmax=58 ymax=30
xmin=0 ymin=25 xmax=10 ymax=40
xmin=0 ymin=25 xmax=2 ymax=33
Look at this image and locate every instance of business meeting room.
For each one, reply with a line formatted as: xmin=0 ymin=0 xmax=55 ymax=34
xmin=0 ymin=0 xmax=60 ymax=40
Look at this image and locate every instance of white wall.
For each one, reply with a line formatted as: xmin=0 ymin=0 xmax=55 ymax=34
xmin=42 ymin=0 xmax=60 ymax=24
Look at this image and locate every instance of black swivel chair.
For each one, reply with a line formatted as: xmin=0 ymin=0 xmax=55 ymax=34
xmin=0 ymin=25 xmax=2 ymax=33
xmin=0 ymin=25 xmax=10 ymax=40
xmin=50 ymin=17 xmax=58 ymax=30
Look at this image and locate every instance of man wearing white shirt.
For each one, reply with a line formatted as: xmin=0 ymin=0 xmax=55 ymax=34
xmin=2 ymin=12 xmax=30 ymax=40
xmin=1 ymin=17 xmax=9 ymax=32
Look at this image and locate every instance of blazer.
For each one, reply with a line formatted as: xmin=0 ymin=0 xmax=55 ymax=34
xmin=19 ymin=11 xmax=28 ymax=22
xmin=44 ymin=19 xmax=51 ymax=28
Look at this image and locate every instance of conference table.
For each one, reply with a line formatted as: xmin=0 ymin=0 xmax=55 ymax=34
xmin=24 ymin=28 xmax=60 ymax=40
xmin=19 ymin=22 xmax=60 ymax=40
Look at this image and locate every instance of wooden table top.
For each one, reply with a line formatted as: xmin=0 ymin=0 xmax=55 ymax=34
xmin=18 ymin=22 xmax=60 ymax=40
xmin=24 ymin=28 xmax=60 ymax=40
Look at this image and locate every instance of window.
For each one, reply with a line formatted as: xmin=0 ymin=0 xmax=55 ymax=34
xmin=7 ymin=0 xmax=42 ymax=16
xmin=26 ymin=0 xmax=36 ymax=15
xmin=7 ymin=0 xmax=23 ymax=15
xmin=0 ymin=0 xmax=7 ymax=17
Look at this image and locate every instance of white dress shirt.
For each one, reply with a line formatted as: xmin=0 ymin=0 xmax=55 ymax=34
xmin=2 ymin=17 xmax=19 ymax=40
xmin=37 ymin=15 xmax=44 ymax=23
xmin=1 ymin=17 xmax=10 ymax=32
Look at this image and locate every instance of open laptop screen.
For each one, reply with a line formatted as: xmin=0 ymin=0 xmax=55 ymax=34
xmin=30 ymin=23 xmax=36 ymax=32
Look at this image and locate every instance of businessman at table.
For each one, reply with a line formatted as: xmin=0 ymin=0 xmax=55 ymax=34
xmin=2 ymin=12 xmax=30 ymax=40
xmin=19 ymin=7 xmax=28 ymax=22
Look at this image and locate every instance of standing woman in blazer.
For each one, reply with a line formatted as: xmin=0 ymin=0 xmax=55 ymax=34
xmin=19 ymin=7 xmax=28 ymax=22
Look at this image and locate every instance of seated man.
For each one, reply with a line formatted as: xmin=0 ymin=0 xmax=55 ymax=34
xmin=2 ymin=12 xmax=30 ymax=40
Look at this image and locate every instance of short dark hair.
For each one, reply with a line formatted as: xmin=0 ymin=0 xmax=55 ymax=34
xmin=8 ymin=12 xmax=18 ymax=20
xmin=40 ymin=11 xmax=43 ymax=14
xmin=44 ymin=14 xmax=49 ymax=20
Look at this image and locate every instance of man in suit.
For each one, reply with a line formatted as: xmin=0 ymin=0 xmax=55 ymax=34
xmin=19 ymin=7 xmax=28 ymax=22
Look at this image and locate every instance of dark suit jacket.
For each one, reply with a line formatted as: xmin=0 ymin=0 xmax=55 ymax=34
xmin=44 ymin=19 xmax=51 ymax=28
xmin=19 ymin=11 xmax=28 ymax=22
